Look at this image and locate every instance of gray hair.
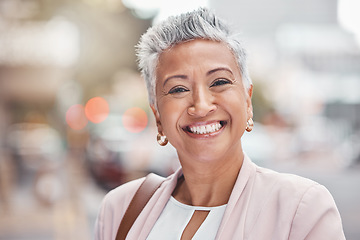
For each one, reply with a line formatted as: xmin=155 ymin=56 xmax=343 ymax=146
xmin=136 ymin=8 xmax=252 ymax=107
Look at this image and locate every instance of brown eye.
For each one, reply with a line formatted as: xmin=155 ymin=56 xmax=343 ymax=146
xmin=210 ymin=79 xmax=232 ymax=87
xmin=168 ymin=86 xmax=189 ymax=94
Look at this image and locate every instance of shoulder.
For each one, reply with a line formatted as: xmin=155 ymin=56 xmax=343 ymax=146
xmin=254 ymin=165 xmax=337 ymax=210
xmin=253 ymin=164 xmax=320 ymax=197
xmin=104 ymin=177 xmax=146 ymax=208
xmin=94 ymin=171 xmax=179 ymax=240
xmin=249 ymin=163 xmax=337 ymax=216
xmin=250 ymin=164 xmax=345 ymax=239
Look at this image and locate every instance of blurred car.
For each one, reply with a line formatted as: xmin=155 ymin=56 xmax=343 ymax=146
xmin=86 ymin=114 xmax=178 ymax=191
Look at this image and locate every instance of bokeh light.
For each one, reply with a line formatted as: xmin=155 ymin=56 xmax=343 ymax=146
xmin=65 ymin=104 xmax=88 ymax=130
xmin=84 ymin=97 xmax=110 ymax=123
xmin=122 ymin=107 xmax=148 ymax=133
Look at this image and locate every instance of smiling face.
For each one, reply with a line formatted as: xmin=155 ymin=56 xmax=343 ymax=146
xmin=152 ymin=39 xmax=253 ymax=165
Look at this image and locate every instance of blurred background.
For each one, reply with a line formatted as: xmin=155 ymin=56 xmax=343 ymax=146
xmin=0 ymin=0 xmax=359 ymax=239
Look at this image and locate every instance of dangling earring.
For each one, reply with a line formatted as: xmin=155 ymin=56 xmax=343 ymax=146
xmin=246 ymin=118 xmax=254 ymax=132
xmin=157 ymin=133 xmax=168 ymax=146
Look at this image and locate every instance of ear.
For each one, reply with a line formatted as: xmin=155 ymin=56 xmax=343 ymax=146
xmin=246 ymin=85 xmax=254 ymax=119
xmin=150 ymin=104 xmax=163 ymax=133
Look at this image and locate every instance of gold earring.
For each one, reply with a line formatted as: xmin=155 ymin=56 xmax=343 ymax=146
xmin=246 ymin=118 xmax=254 ymax=132
xmin=157 ymin=133 xmax=168 ymax=146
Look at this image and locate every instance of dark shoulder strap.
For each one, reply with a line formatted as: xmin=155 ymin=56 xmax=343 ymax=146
xmin=116 ymin=173 xmax=165 ymax=240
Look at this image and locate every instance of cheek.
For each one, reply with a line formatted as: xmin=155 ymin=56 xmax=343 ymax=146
xmin=158 ymin=99 xmax=186 ymax=135
xmin=219 ymin=91 xmax=248 ymax=121
xmin=219 ymin=88 xmax=246 ymax=106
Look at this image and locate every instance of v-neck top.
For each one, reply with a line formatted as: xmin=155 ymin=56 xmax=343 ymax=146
xmin=146 ymin=196 xmax=227 ymax=240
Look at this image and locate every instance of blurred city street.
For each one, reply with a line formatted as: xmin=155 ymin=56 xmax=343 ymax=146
xmin=1 ymin=0 xmax=360 ymax=239
xmin=0 ymin=151 xmax=103 ymax=240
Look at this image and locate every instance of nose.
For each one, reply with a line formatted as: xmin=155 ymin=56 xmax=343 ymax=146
xmin=187 ymin=87 xmax=216 ymax=117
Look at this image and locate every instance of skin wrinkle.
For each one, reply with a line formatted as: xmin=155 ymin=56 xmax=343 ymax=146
xmin=162 ymin=67 xmax=235 ymax=90
xmin=151 ymin=41 xmax=243 ymax=111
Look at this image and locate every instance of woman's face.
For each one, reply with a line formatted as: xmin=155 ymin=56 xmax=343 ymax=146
xmin=152 ymin=39 xmax=253 ymax=163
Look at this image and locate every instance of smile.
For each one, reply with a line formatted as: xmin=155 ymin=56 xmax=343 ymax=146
xmin=185 ymin=121 xmax=226 ymax=135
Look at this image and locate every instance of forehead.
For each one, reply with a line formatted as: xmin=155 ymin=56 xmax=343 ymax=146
xmin=156 ymin=39 xmax=240 ymax=78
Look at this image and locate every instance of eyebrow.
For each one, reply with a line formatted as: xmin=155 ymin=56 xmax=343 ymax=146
xmin=207 ymin=67 xmax=234 ymax=76
xmin=162 ymin=67 xmax=234 ymax=87
xmin=163 ymin=75 xmax=187 ymax=87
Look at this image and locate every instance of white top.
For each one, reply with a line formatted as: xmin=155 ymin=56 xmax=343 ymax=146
xmin=147 ymin=196 xmax=227 ymax=240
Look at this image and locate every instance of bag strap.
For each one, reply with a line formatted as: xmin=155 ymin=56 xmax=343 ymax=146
xmin=116 ymin=173 xmax=165 ymax=240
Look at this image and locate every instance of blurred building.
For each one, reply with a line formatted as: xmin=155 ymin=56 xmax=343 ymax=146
xmin=0 ymin=0 xmax=152 ymax=207
xmin=211 ymin=0 xmax=360 ymax=165
xmin=0 ymin=0 xmax=152 ymax=160
xmin=211 ymin=0 xmax=338 ymax=34
xmin=210 ymin=0 xmax=360 ymax=102
xmin=0 ymin=1 xmax=154 ymax=238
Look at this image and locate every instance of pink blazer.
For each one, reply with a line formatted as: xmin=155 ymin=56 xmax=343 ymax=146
xmin=95 ymin=155 xmax=346 ymax=239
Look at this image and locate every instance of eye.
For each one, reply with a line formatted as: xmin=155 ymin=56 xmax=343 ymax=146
xmin=210 ymin=79 xmax=232 ymax=87
xmin=168 ymin=86 xmax=189 ymax=94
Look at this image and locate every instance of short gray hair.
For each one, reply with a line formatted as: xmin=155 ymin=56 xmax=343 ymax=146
xmin=136 ymin=8 xmax=252 ymax=107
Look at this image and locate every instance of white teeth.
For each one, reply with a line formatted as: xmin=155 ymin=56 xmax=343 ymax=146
xmin=206 ymin=125 xmax=211 ymax=133
xmin=189 ymin=122 xmax=223 ymax=134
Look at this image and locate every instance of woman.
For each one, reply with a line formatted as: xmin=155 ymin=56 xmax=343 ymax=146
xmin=95 ymin=8 xmax=345 ymax=240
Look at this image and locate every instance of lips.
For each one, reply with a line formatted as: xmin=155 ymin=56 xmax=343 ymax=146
xmin=184 ymin=121 xmax=226 ymax=135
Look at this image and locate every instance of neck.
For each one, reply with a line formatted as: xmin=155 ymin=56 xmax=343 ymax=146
xmin=173 ymin=150 xmax=244 ymax=207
